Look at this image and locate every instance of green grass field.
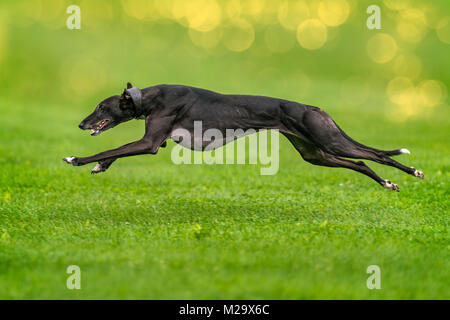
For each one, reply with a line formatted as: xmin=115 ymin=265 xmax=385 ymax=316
xmin=0 ymin=94 xmax=448 ymax=299
xmin=0 ymin=0 xmax=449 ymax=299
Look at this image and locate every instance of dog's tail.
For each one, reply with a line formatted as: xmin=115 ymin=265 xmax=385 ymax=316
xmin=383 ymin=148 xmax=411 ymax=156
xmin=334 ymin=122 xmax=410 ymax=157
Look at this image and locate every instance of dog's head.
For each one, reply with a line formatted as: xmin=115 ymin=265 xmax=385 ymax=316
xmin=78 ymin=82 xmax=140 ymax=136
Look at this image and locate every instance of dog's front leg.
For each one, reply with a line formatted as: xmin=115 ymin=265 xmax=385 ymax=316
xmin=63 ymin=138 xmax=157 ymax=167
xmin=64 ymin=115 xmax=175 ymax=170
xmin=90 ymin=158 xmax=117 ymax=174
xmin=90 ymin=141 xmax=168 ymax=174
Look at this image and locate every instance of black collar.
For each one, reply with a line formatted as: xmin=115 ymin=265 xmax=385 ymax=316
xmin=126 ymin=86 xmax=143 ymax=118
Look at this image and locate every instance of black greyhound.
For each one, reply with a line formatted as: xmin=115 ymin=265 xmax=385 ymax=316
xmin=64 ymin=83 xmax=424 ymax=191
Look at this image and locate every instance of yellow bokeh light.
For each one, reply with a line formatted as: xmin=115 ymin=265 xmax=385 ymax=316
xmin=418 ymin=80 xmax=447 ymax=107
xmin=242 ymin=0 xmax=265 ymax=21
xmin=385 ymin=100 xmax=420 ymax=122
xmin=396 ymin=9 xmax=427 ymax=43
xmin=385 ymin=77 xmax=447 ymax=120
xmin=185 ymin=0 xmax=222 ymax=32
xmin=386 ymin=77 xmax=414 ymax=105
xmin=259 ymin=1 xmax=280 ymax=24
xmin=318 ymin=0 xmax=350 ymax=27
xmin=278 ymin=0 xmax=310 ymax=31
xmin=225 ymin=0 xmax=242 ymax=19
xmin=383 ymin=0 xmax=410 ymax=11
xmin=385 ymin=77 xmax=422 ymax=121
xmin=436 ymin=17 xmax=450 ymax=44
xmin=418 ymin=3 xmax=441 ymax=29
xmin=366 ymin=33 xmax=397 ymax=64
xmin=222 ymin=19 xmax=254 ymax=52
xmin=171 ymin=0 xmax=188 ymax=25
xmin=393 ymin=54 xmax=422 ymax=79
xmin=189 ymin=28 xmax=223 ymax=49
xmin=122 ymin=0 xmax=149 ymax=20
xmin=297 ymin=19 xmax=328 ymax=50
xmin=264 ymin=24 xmax=295 ymax=53
xmin=154 ymin=0 xmax=175 ymax=20
xmin=81 ymin=0 xmax=114 ymax=28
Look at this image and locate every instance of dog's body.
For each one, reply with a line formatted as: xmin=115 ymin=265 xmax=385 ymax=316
xmin=64 ymin=83 xmax=424 ymax=191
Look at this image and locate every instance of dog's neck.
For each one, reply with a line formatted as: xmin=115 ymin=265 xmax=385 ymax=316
xmin=126 ymin=86 xmax=143 ymax=119
xmin=138 ymin=86 xmax=161 ymax=119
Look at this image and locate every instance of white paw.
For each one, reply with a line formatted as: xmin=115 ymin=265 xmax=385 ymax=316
xmin=413 ymin=169 xmax=424 ymax=179
xmin=91 ymin=163 xmax=102 ymax=174
xmin=383 ymin=180 xmax=399 ymax=192
xmin=64 ymin=156 xmax=76 ymax=164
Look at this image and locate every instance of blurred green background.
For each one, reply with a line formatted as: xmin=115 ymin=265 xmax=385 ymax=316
xmin=0 ymin=0 xmax=449 ymax=299
xmin=1 ymin=0 xmax=448 ymax=112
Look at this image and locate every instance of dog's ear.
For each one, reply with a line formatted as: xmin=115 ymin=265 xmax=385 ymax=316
xmin=127 ymin=82 xmax=133 ymax=89
xmin=120 ymin=89 xmax=132 ymax=110
xmin=121 ymin=89 xmax=131 ymax=100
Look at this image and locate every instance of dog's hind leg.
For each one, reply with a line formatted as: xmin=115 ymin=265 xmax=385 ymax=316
xmin=299 ymin=108 xmax=424 ymax=179
xmin=358 ymin=153 xmax=424 ymax=179
xmin=283 ymin=133 xmax=399 ymax=191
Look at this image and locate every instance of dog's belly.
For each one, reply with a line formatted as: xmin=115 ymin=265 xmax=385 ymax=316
xmin=170 ymin=126 xmax=261 ymax=151
xmin=169 ymin=95 xmax=298 ymax=150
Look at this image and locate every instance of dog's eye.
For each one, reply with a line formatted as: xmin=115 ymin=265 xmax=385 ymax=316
xmin=98 ymin=104 xmax=105 ymax=111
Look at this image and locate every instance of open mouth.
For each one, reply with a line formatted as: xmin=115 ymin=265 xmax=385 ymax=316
xmin=90 ymin=119 xmax=110 ymax=136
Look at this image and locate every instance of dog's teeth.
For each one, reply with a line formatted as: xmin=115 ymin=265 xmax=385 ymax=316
xmin=91 ymin=129 xmax=96 ymax=134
